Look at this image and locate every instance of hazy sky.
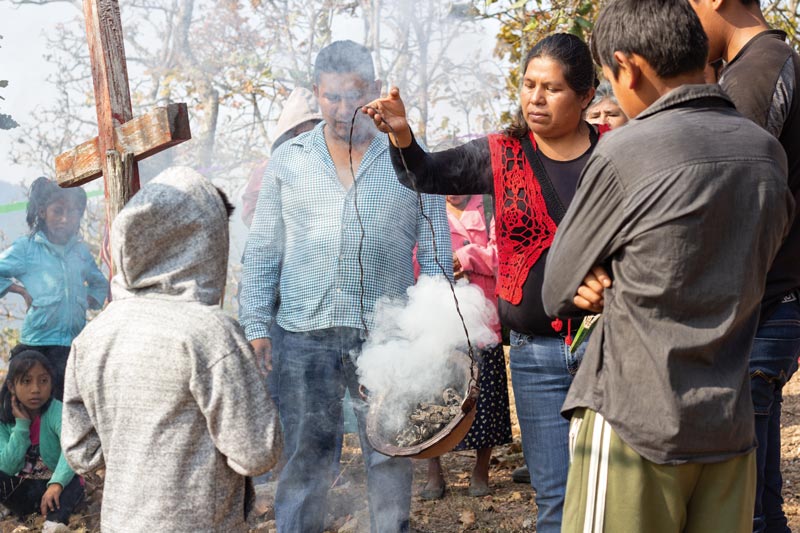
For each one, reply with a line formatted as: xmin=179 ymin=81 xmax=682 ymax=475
xmin=1 ymin=2 xmax=81 ymax=187
xmin=0 ymin=1 xmax=504 ymax=191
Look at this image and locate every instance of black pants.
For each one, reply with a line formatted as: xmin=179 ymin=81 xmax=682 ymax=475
xmin=0 ymin=473 xmax=84 ymax=524
xmin=10 ymin=344 xmax=69 ymax=401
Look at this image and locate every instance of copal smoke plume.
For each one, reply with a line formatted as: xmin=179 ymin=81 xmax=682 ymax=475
xmin=356 ymin=275 xmax=499 ymax=434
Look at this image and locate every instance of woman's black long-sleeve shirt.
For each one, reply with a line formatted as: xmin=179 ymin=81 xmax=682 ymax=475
xmin=389 ymin=132 xmax=596 ymax=336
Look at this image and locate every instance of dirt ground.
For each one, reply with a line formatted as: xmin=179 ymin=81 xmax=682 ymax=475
xmin=5 ymin=366 xmax=800 ymax=532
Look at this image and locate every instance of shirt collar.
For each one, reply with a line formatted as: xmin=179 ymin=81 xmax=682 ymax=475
xmin=33 ymin=231 xmax=78 ymax=252
xmin=635 ymin=84 xmax=735 ymax=121
xmin=726 ymin=29 xmax=788 ymax=69
xmin=292 ymin=120 xmax=389 ymax=162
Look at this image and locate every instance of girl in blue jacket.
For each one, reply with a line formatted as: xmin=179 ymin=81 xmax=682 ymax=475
xmin=0 ymin=350 xmax=83 ymax=533
xmin=0 ymin=178 xmax=108 ymax=400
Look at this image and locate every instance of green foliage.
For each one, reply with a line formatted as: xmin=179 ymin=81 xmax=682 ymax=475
xmin=473 ymin=0 xmax=606 ymax=107
xmin=764 ymin=2 xmax=800 ymax=52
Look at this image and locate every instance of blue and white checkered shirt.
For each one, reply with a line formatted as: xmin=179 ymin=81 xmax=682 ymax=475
xmin=239 ymin=122 xmax=452 ymax=340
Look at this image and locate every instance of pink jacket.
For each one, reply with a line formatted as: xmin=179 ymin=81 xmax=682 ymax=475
xmin=449 ymin=195 xmax=501 ymax=338
xmin=412 ymin=195 xmax=500 ymax=339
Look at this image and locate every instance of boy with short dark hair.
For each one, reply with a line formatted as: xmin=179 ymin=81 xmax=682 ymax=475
xmin=690 ymin=2 xmax=800 ymax=530
xmin=541 ymin=1 xmax=794 ymax=531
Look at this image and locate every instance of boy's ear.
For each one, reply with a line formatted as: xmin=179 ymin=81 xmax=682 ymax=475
xmin=613 ymin=51 xmax=641 ymax=90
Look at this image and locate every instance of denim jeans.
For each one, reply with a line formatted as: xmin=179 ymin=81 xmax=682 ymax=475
xmin=509 ymin=331 xmax=586 ymax=533
xmin=274 ymin=327 xmax=412 ymax=533
xmin=751 ymin=295 xmax=800 ymax=533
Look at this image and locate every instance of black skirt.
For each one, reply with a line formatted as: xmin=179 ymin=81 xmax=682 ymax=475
xmin=454 ymin=343 xmax=512 ymax=450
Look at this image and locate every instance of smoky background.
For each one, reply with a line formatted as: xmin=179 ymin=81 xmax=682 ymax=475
xmin=0 ymin=0 xmax=510 ymax=326
xmin=0 ymin=0 xmax=619 ymax=345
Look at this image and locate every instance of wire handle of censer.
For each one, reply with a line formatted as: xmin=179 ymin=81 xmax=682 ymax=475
xmin=348 ymin=106 xmax=481 ymax=391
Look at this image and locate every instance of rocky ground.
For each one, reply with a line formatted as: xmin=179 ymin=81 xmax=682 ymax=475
xmin=5 ymin=366 xmax=800 ymax=532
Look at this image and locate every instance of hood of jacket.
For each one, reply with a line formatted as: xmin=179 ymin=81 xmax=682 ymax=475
xmin=110 ymin=167 xmax=229 ymax=305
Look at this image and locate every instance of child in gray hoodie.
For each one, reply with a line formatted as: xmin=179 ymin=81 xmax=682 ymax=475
xmin=61 ymin=167 xmax=282 ymax=533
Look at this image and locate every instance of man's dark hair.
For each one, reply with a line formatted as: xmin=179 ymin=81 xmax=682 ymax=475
xmin=313 ymin=40 xmax=375 ymax=84
xmin=591 ymin=0 xmax=708 ymax=79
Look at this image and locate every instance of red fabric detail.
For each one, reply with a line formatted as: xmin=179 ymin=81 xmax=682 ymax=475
xmin=490 ymin=133 xmax=557 ymax=304
xmin=565 ymin=319 xmax=572 ymax=346
xmin=596 ymin=123 xmax=612 ymax=136
xmin=551 ymin=317 xmax=563 ymax=333
xmin=30 ymin=416 xmax=41 ymax=446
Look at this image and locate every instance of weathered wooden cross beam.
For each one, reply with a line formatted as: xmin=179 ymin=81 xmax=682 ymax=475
xmin=55 ymin=0 xmax=191 ymax=228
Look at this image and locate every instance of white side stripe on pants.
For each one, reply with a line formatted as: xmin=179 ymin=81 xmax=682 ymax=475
xmin=583 ymin=412 xmax=611 ymax=533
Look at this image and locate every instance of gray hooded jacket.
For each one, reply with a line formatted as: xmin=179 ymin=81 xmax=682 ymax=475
xmin=62 ymin=167 xmax=282 ymax=532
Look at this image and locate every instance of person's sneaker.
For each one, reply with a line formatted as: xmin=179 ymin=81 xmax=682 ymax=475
xmin=42 ymin=521 xmax=71 ymax=533
xmin=511 ymin=465 xmax=530 ymax=484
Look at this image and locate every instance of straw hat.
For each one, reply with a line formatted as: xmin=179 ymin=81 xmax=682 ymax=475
xmin=272 ymin=87 xmax=323 ymax=152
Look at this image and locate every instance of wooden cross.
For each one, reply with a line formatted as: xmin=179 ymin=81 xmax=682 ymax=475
xmin=54 ymin=0 xmax=191 ymax=232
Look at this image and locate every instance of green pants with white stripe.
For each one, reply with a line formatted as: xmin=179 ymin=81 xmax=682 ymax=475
xmin=562 ymin=409 xmax=755 ymax=533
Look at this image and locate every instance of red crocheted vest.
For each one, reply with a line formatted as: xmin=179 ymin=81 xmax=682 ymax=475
xmin=489 ymin=134 xmax=556 ymax=305
xmin=490 ymin=123 xmax=612 ymax=307
xmin=489 ymin=132 xmax=557 ymax=305
xmin=490 ymin=127 xmax=608 ymax=342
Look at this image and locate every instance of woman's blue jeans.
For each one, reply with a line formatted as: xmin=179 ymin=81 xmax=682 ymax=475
xmin=274 ymin=327 xmax=412 ymax=533
xmin=509 ymin=331 xmax=585 ymax=533
xmin=751 ymin=295 xmax=800 ymax=533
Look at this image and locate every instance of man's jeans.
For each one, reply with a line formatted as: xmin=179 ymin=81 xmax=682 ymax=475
xmin=274 ymin=327 xmax=412 ymax=533
xmin=509 ymin=331 xmax=586 ymax=533
xmin=751 ymin=295 xmax=800 ymax=533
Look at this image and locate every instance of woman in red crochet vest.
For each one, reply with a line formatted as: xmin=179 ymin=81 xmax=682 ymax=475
xmin=365 ymin=33 xmax=605 ymax=533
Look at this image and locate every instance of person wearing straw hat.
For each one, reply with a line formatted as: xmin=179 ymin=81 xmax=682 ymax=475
xmin=241 ymin=88 xmax=323 ymax=227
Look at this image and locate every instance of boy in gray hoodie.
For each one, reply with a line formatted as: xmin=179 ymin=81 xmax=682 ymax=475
xmin=61 ymin=167 xmax=282 ymax=533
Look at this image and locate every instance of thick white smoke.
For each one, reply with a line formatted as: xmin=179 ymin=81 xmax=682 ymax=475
xmin=357 ymin=275 xmax=499 ymax=436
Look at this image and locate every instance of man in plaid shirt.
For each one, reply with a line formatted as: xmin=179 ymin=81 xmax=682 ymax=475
xmin=240 ymin=40 xmax=451 ymax=533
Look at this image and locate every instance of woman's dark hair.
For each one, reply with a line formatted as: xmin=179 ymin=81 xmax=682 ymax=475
xmin=0 ymin=350 xmax=55 ymax=424
xmin=591 ymin=0 xmax=708 ymax=80
xmin=26 ymin=177 xmax=88 ymax=237
xmin=505 ymin=33 xmax=598 ymax=139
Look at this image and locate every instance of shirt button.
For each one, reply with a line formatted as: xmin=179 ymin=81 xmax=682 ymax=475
xmin=337 ymin=288 xmax=342 ymax=293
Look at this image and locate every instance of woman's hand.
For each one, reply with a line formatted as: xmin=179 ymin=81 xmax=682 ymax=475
xmin=453 ymin=254 xmax=467 ymax=281
xmin=573 ymin=265 xmax=612 ymax=313
xmin=40 ymin=483 xmax=63 ymax=517
xmin=362 ymin=87 xmax=413 ymax=148
xmin=11 ymin=394 xmax=30 ymax=421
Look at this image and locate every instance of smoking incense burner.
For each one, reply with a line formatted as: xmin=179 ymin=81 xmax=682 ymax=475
xmin=366 ymin=353 xmax=480 ymax=459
